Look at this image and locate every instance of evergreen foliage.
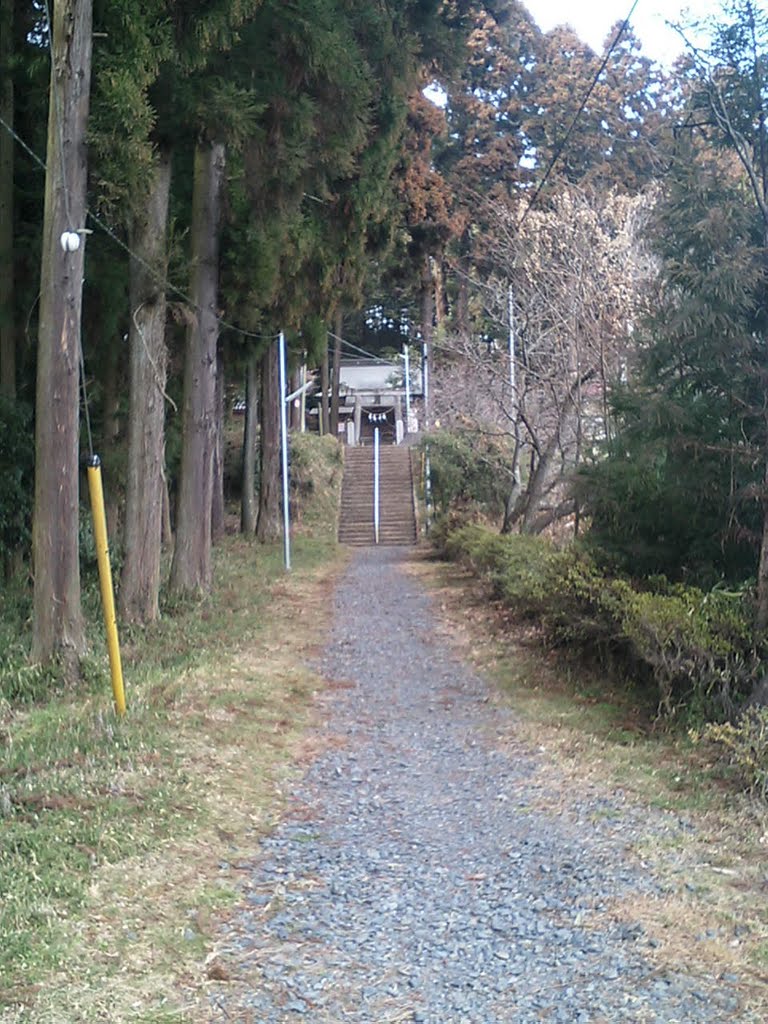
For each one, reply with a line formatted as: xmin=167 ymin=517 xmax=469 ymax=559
xmin=0 ymin=396 xmax=32 ymax=564
xmin=438 ymin=523 xmax=761 ymax=722
xmin=420 ymin=429 xmax=512 ymax=523
xmin=8 ymin=0 xmax=768 ymax=696
xmin=580 ymin=137 xmax=767 ymax=585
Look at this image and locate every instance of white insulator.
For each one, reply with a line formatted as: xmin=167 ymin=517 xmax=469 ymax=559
xmin=59 ymin=231 xmax=81 ymax=252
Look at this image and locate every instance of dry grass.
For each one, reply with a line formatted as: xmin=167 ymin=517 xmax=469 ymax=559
xmin=407 ymin=552 xmax=768 ymax=1015
xmin=0 ymin=547 xmax=348 ymax=1024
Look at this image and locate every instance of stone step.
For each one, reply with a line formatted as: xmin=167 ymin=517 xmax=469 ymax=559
xmin=339 ymin=444 xmax=417 ymax=548
xmin=339 ymin=536 xmax=417 ymax=547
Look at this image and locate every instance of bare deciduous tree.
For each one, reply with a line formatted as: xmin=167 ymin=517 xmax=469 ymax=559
xmin=433 ymin=187 xmax=655 ymax=533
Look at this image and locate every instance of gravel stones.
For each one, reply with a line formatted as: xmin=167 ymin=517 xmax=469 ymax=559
xmin=210 ymin=548 xmax=754 ymax=1022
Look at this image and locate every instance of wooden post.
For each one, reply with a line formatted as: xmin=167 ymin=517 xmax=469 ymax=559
xmin=32 ymin=0 xmax=93 ymax=668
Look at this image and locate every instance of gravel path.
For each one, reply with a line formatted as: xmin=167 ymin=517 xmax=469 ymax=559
xmin=210 ymin=547 xmax=753 ymax=1023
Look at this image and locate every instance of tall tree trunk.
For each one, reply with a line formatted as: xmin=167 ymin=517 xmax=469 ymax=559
xmin=120 ymin=151 xmax=171 ymax=624
xmin=520 ymin=447 xmax=553 ymax=534
xmin=211 ymin=348 xmax=225 ymax=542
xmin=433 ymin=258 xmax=446 ymax=330
xmin=521 ymin=396 xmax=579 ymax=534
xmin=330 ymin=309 xmax=342 ymax=438
xmin=161 ymin=462 xmax=172 ymax=548
xmin=501 ymin=441 xmax=525 ymax=534
xmin=32 ymin=0 xmax=92 ymax=669
xmin=169 ymin=140 xmax=225 ymax=596
xmin=240 ymin=350 xmax=258 ymax=534
xmin=0 ymin=0 xmax=14 ymax=401
xmin=256 ymin=338 xmax=281 ymax=542
xmin=320 ymin=334 xmax=329 ymax=436
xmin=454 ymin=232 xmax=470 ymax=338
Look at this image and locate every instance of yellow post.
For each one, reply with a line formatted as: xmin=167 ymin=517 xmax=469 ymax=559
xmin=86 ymin=457 xmax=126 ymax=716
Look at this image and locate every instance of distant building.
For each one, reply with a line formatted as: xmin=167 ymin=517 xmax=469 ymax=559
xmin=332 ymin=358 xmax=424 ymax=445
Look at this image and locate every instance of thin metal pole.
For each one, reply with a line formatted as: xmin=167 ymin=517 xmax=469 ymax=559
xmin=508 ymin=282 xmax=522 ymax=489
xmin=300 ymin=359 xmax=307 ymax=432
xmin=422 ymin=340 xmax=430 ymax=431
xmin=374 ymin=426 xmax=380 ymax=545
xmin=421 ymin=339 xmax=432 ymax=532
xmin=278 ymin=330 xmax=291 ymax=571
xmin=403 ymin=342 xmax=411 ymax=432
xmin=87 ymin=458 xmax=126 ymax=716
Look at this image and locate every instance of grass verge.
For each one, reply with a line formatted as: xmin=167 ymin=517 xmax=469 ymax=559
xmin=0 ymin=525 xmax=345 ymax=1021
xmin=407 ymin=553 xmax=768 ymax=1016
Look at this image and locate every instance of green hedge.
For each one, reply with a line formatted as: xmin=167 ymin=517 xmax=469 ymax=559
xmin=437 ymin=522 xmax=760 ymax=721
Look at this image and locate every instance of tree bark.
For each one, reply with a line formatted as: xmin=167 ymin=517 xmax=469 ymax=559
xmin=31 ymin=0 xmax=92 ymax=669
xmin=433 ymin=258 xmax=446 ymax=330
xmin=0 ymin=0 xmax=15 ymax=401
xmin=211 ymin=347 xmax=225 ymax=542
xmin=169 ymin=140 xmax=225 ymax=596
xmin=519 ymin=373 xmax=589 ymax=533
xmin=454 ymin=232 xmax=470 ymax=337
xmin=501 ymin=440 xmax=525 ymax=533
xmin=161 ymin=463 xmax=172 ymax=548
xmin=119 ymin=151 xmax=171 ymax=623
xmin=240 ymin=350 xmax=258 ymax=534
xmin=256 ymin=338 xmax=281 ymax=542
xmin=520 ymin=439 xmax=556 ymax=534
xmin=330 ymin=309 xmax=342 ymax=438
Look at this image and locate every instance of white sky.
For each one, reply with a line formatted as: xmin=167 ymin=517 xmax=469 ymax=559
xmin=524 ymin=0 xmax=720 ymax=65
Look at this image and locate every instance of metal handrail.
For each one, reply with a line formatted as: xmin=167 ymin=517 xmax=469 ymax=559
xmin=373 ymin=427 xmax=380 ymax=545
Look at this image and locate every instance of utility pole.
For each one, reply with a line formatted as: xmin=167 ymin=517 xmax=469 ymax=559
xmin=508 ymin=282 xmax=521 ymax=488
xmin=278 ymin=331 xmax=291 ymax=571
xmin=32 ymin=0 xmax=93 ymax=668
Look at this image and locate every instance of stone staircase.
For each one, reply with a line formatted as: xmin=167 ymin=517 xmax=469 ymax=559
xmin=338 ymin=445 xmax=418 ymax=546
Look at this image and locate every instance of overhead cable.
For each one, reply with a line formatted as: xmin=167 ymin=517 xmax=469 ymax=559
xmin=518 ymin=0 xmax=641 ymax=229
xmin=0 ymin=119 xmax=279 ymax=345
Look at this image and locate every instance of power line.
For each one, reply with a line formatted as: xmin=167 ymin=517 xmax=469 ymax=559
xmin=518 ymin=0 xmax=641 ymax=229
xmin=0 ymin=114 xmax=47 ymax=174
xmin=3 ymin=0 xmax=642 ymax=350
xmin=36 ymin=1 xmax=279 ymax=346
xmin=443 ymin=0 xmax=643 ymax=310
xmin=445 ymin=258 xmax=496 ymax=295
xmin=85 ymin=205 xmax=280 ymax=343
xmin=41 ymin=0 xmax=95 ymax=456
xmin=0 ymin=121 xmax=279 ymax=346
xmin=328 ymin=330 xmax=396 ymax=364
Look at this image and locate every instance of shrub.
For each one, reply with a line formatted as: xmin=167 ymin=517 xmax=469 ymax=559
xmin=698 ymin=709 xmax=768 ymax=799
xmin=289 ymin=433 xmax=343 ymax=533
xmin=420 ymin=431 xmax=512 ymax=523
xmin=437 ymin=524 xmax=760 ymax=721
xmin=0 ymin=398 xmax=34 ymax=566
